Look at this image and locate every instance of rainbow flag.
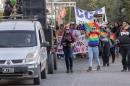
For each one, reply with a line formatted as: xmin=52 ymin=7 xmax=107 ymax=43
xmin=93 ymin=22 xmax=100 ymax=30
xmin=81 ymin=21 xmax=100 ymax=32
xmin=81 ymin=23 xmax=91 ymax=31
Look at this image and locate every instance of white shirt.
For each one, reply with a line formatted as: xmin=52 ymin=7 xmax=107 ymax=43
xmin=121 ymin=32 xmax=129 ymax=36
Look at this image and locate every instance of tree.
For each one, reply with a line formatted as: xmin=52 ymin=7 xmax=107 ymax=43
xmin=77 ymin=0 xmax=122 ymax=22
xmin=120 ymin=0 xmax=130 ymax=22
xmin=63 ymin=0 xmax=130 ymax=23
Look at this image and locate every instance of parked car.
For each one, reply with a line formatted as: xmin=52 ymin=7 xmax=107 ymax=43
xmin=0 ymin=20 xmax=49 ymax=85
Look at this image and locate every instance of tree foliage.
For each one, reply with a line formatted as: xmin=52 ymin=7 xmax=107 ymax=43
xmin=76 ymin=0 xmax=122 ymax=22
xmin=120 ymin=0 xmax=130 ymax=22
xmin=63 ymin=0 xmax=130 ymax=23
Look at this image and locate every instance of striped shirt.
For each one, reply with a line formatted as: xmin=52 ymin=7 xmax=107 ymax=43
xmin=88 ymin=31 xmax=100 ymax=47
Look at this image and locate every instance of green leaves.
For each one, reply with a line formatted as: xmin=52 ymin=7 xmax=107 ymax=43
xmin=76 ymin=0 xmax=122 ymax=22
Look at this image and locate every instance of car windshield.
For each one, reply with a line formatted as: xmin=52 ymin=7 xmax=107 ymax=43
xmin=0 ymin=31 xmax=37 ymax=48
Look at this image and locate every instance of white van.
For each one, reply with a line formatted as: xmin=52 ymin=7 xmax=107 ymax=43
xmin=0 ymin=20 xmax=48 ymax=85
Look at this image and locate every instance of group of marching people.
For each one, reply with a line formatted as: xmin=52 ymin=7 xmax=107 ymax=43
xmin=57 ymin=20 xmax=130 ymax=73
xmin=89 ymin=20 xmax=130 ymax=72
xmin=3 ymin=0 xmax=21 ymax=19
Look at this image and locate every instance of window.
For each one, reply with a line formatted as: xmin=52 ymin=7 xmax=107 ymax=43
xmin=0 ymin=30 xmax=37 ymax=47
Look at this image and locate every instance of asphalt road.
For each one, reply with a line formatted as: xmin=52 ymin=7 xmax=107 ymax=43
xmin=0 ymin=56 xmax=130 ymax=86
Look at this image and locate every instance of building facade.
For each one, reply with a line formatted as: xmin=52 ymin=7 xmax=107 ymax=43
xmin=0 ymin=0 xmax=5 ymax=9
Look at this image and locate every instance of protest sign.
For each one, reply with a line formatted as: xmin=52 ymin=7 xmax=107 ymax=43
xmin=56 ymin=35 xmax=88 ymax=54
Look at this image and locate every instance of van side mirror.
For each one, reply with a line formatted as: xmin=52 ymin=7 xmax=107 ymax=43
xmin=41 ymin=41 xmax=50 ymax=47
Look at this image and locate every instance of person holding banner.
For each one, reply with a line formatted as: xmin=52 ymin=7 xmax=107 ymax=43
xmin=86 ymin=27 xmax=101 ymax=72
xmin=61 ymin=25 xmax=75 ymax=73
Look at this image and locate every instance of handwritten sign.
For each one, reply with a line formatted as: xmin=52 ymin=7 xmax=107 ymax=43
xmin=56 ymin=35 xmax=88 ymax=54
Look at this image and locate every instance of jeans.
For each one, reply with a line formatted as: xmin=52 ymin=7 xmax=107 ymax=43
xmin=88 ymin=46 xmax=100 ymax=67
xmin=110 ymin=47 xmax=115 ymax=63
xmin=63 ymin=47 xmax=73 ymax=71
xmin=102 ymin=47 xmax=110 ymax=65
xmin=120 ymin=45 xmax=130 ymax=70
xmin=102 ymin=42 xmax=110 ymax=66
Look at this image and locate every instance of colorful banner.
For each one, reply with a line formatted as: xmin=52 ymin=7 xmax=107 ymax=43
xmin=75 ymin=7 xmax=107 ymax=24
xmin=56 ymin=35 xmax=88 ymax=54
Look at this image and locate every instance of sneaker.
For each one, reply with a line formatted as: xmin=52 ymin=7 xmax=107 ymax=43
xmin=97 ymin=66 xmax=101 ymax=71
xmin=87 ymin=67 xmax=92 ymax=72
xmin=107 ymin=63 xmax=109 ymax=67
xmin=70 ymin=67 xmax=73 ymax=73
xmin=121 ymin=69 xmax=127 ymax=72
xmin=103 ymin=64 xmax=106 ymax=67
xmin=128 ymin=68 xmax=130 ymax=72
xmin=112 ymin=61 xmax=115 ymax=63
xmin=66 ymin=70 xmax=69 ymax=73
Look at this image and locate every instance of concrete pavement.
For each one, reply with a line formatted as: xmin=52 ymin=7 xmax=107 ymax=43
xmin=0 ymin=56 xmax=130 ymax=86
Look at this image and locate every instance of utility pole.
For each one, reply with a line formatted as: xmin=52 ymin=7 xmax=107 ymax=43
xmin=68 ymin=0 xmax=71 ymax=22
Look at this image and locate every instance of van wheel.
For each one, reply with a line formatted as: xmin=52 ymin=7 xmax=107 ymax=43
xmin=34 ymin=76 xmax=41 ymax=85
xmin=34 ymin=67 xmax=41 ymax=85
xmin=48 ymin=53 xmax=54 ymax=74
xmin=41 ymin=68 xmax=47 ymax=79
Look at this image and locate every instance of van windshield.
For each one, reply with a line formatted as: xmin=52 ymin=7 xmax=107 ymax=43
xmin=0 ymin=31 xmax=37 ymax=47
